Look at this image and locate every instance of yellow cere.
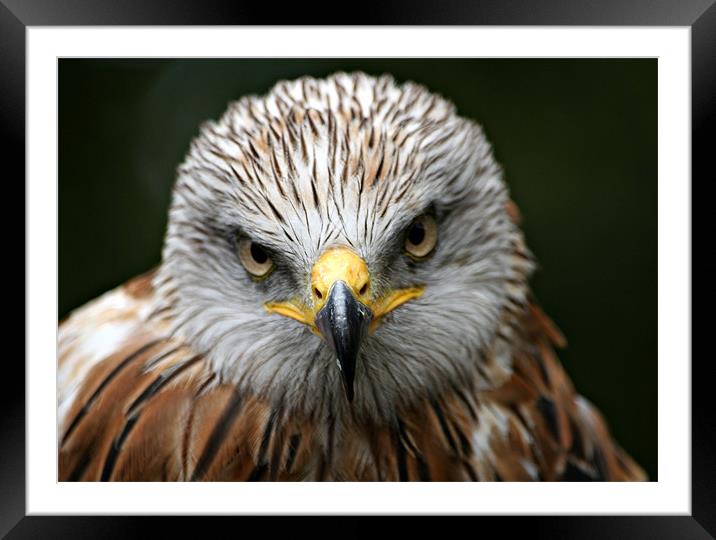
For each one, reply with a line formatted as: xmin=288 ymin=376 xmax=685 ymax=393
xmin=310 ymin=248 xmax=370 ymax=310
xmin=264 ymin=247 xmax=424 ymax=334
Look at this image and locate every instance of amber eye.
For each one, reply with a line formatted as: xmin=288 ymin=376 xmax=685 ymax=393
xmin=237 ymin=236 xmax=273 ymax=278
xmin=404 ymin=214 xmax=438 ymax=259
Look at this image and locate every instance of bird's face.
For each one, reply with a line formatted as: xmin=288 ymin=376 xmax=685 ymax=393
xmin=265 ymin=245 xmax=424 ymax=402
xmin=160 ymin=74 xmax=530 ymax=418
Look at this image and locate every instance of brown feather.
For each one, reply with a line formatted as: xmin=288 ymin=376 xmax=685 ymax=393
xmin=58 ymin=272 xmax=645 ymax=482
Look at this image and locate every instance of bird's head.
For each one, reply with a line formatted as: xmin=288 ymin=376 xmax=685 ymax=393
xmin=157 ymin=73 xmax=533 ymax=419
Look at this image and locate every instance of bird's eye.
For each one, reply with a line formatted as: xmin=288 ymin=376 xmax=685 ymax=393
xmin=404 ymin=214 xmax=438 ymax=259
xmin=237 ymin=236 xmax=274 ymax=278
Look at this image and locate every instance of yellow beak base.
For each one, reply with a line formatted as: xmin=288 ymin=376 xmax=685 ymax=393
xmin=264 ymin=247 xmax=424 ymax=333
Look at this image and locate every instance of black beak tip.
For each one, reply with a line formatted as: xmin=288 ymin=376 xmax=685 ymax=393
xmin=315 ymin=281 xmax=372 ymax=404
xmin=343 ymin=382 xmax=355 ymax=403
xmin=334 ymin=358 xmax=356 ymax=404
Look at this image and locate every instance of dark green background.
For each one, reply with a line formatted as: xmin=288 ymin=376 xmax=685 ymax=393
xmin=59 ymin=59 xmax=657 ymax=479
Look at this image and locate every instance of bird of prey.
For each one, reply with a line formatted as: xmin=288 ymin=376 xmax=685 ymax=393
xmin=58 ymin=72 xmax=646 ymax=482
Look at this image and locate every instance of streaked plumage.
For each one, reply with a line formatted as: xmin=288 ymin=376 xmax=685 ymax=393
xmin=58 ymin=72 xmax=646 ymax=481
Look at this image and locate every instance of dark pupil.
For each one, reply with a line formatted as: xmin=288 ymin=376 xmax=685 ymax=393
xmin=250 ymin=243 xmax=268 ymax=264
xmin=408 ymin=221 xmax=426 ymax=246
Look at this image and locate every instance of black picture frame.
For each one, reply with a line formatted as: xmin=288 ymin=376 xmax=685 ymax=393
xmin=4 ymin=0 xmax=712 ymax=537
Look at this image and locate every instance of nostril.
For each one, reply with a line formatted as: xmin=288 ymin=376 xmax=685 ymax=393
xmin=314 ymin=287 xmax=323 ymax=300
xmin=359 ymin=282 xmax=369 ymax=296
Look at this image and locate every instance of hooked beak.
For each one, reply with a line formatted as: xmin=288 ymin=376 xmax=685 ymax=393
xmin=314 ymin=281 xmax=372 ymax=402
xmin=265 ymin=247 xmax=424 ymax=402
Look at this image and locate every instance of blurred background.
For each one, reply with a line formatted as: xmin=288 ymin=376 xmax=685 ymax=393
xmin=59 ymin=59 xmax=656 ymax=479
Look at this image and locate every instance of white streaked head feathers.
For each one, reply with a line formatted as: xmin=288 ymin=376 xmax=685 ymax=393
xmin=154 ymin=72 xmax=533 ymax=421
